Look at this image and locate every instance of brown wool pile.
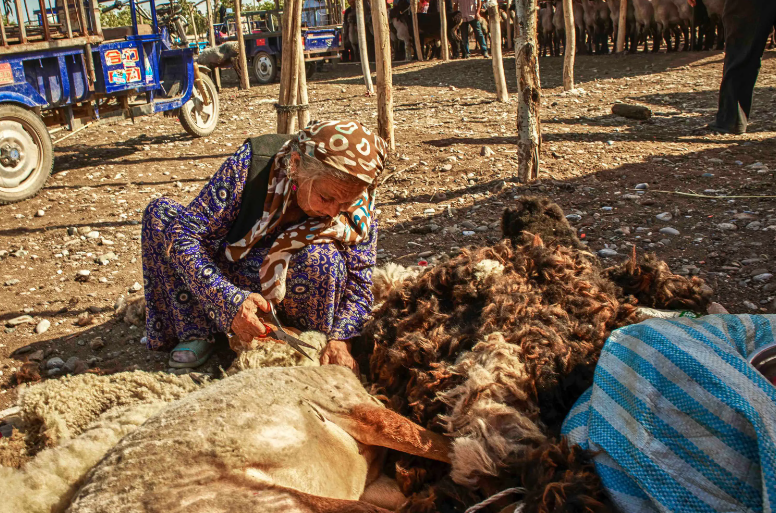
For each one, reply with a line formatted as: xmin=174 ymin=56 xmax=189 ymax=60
xmin=358 ymin=197 xmax=712 ymax=513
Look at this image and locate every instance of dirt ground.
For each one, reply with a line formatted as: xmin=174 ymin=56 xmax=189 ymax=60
xmin=1 ymin=49 xmax=775 ymax=414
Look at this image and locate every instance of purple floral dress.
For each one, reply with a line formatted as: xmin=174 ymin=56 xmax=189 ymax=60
xmin=141 ymin=142 xmax=377 ymax=351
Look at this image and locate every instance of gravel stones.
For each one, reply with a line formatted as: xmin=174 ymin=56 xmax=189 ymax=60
xmin=481 ymin=146 xmax=495 ymax=157
xmin=635 ymin=183 xmax=649 ymax=190
xmin=717 ymin=223 xmax=738 ymax=231
xmin=63 ymin=356 xmax=88 ymax=375
xmin=89 ymin=337 xmax=105 ymax=350
xmin=129 ymin=281 xmax=142 ymax=293
xmin=76 ymin=269 xmax=91 ymax=282
xmin=659 ymin=227 xmax=680 ymax=236
xmin=85 ymin=231 xmax=100 ymax=239
xmin=35 ymin=210 xmax=45 ymax=217
xmin=35 ymin=319 xmax=51 ymax=334
xmin=753 ymin=273 xmax=773 ymax=283
xmin=746 ymin=221 xmax=762 ymax=230
xmin=6 ymin=315 xmax=33 ymax=327
xmin=656 ymin=212 xmax=672 ymax=221
xmin=598 ymin=248 xmax=618 ymax=258
xmin=743 ymin=300 xmax=759 ymax=311
xmin=4 ymin=279 xmax=19 ymax=286
xmin=47 ymin=357 xmax=65 ymax=369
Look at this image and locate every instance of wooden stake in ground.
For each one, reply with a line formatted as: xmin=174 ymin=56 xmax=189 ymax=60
xmin=297 ymin=42 xmax=311 ymax=128
xmin=277 ymin=0 xmax=305 ymax=133
xmin=616 ymin=0 xmax=627 ymax=53
xmin=234 ymin=0 xmax=250 ymax=90
xmin=562 ymin=0 xmax=574 ymax=90
xmin=355 ymin=0 xmax=374 ymax=95
xmin=204 ymin=0 xmax=221 ymax=89
xmin=411 ymin=0 xmax=423 ymax=60
xmin=438 ymin=0 xmax=449 ymax=61
xmin=514 ymin=0 xmax=540 ymax=182
xmin=505 ymin=0 xmax=513 ymax=50
xmin=487 ymin=0 xmax=508 ymax=102
xmin=370 ymin=0 xmax=395 ymax=149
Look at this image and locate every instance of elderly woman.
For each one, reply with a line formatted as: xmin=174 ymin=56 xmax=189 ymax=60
xmin=141 ymin=120 xmax=387 ymax=369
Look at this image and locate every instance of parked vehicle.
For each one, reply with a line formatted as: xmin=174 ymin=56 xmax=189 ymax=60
xmin=217 ymin=7 xmax=342 ymax=85
xmin=0 ymin=0 xmax=220 ymax=203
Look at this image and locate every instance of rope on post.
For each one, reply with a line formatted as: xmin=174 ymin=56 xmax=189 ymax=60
xmin=274 ymin=103 xmax=310 ymax=113
xmin=463 ymin=487 xmax=526 ymax=513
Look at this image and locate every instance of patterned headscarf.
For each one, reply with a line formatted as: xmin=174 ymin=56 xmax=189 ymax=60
xmin=226 ymin=120 xmax=388 ymax=303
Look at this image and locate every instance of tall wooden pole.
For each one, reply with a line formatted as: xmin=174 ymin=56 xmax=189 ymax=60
xmin=505 ymin=0 xmax=513 ymax=50
xmin=562 ymin=0 xmax=574 ymax=90
xmin=616 ymin=0 xmax=627 ymax=53
xmin=297 ymin=39 xmax=311 ymax=128
xmin=278 ymin=0 xmax=304 ymax=133
xmin=438 ymin=0 xmax=449 ymax=61
xmin=488 ymin=0 xmax=508 ymax=102
xmin=370 ymin=0 xmax=395 ymax=149
xmin=515 ymin=0 xmax=540 ymax=182
xmin=205 ymin=0 xmax=221 ymax=89
xmin=411 ymin=0 xmax=423 ymax=60
xmin=234 ymin=0 xmax=250 ymax=89
xmin=355 ymin=0 xmax=374 ymax=94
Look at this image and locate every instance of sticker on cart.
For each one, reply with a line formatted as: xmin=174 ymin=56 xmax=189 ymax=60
xmin=144 ymin=56 xmax=154 ymax=83
xmin=0 ymin=63 xmax=13 ymax=85
xmin=108 ymin=69 xmax=127 ymax=84
xmin=126 ymin=67 xmax=142 ymax=82
xmin=122 ymin=48 xmax=139 ymax=64
xmin=105 ymin=50 xmax=122 ymax=66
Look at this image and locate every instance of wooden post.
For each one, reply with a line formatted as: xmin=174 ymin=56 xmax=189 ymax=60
xmin=14 ymin=0 xmax=26 ymax=43
xmin=410 ymin=0 xmax=423 ymax=60
xmin=616 ymin=0 xmax=627 ymax=53
xmin=488 ymin=0 xmax=508 ymax=102
xmin=562 ymin=0 xmax=574 ymax=90
xmin=505 ymin=0 xmax=513 ymax=50
xmin=277 ymin=0 xmax=304 ymax=133
xmin=204 ymin=0 xmax=221 ymax=89
xmin=514 ymin=0 xmax=540 ymax=182
xmin=297 ymin=41 xmax=311 ymax=128
xmin=438 ymin=0 xmax=449 ymax=61
xmin=355 ymin=0 xmax=374 ymax=94
xmin=370 ymin=0 xmax=395 ymax=149
xmin=234 ymin=0 xmax=250 ymax=89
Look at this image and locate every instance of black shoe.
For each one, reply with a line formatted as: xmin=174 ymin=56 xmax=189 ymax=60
xmin=703 ymin=123 xmax=746 ymax=135
xmin=463 ymin=54 xmax=470 ymax=59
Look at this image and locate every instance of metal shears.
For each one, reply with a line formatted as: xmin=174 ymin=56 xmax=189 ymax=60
xmin=258 ymin=306 xmax=316 ymax=361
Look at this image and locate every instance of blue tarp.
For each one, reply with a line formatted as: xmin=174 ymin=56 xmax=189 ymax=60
xmin=562 ymin=314 xmax=776 ymax=513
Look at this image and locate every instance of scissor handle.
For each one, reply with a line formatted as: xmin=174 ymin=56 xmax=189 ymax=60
xmin=256 ymin=319 xmax=274 ymax=338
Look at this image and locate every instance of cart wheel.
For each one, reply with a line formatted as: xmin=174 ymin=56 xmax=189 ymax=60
xmin=179 ymin=73 xmax=220 ymax=138
xmin=252 ymin=52 xmax=278 ymax=84
xmin=0 ymin=104 xmax=53 ymax=205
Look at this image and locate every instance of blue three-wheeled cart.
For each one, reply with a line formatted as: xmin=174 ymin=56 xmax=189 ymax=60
xmin=0 ymin=0 xmax=220 ymax=203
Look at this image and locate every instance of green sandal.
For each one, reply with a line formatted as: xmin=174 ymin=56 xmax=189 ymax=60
xmin=168 ymin=338 xmax=215 ymax=369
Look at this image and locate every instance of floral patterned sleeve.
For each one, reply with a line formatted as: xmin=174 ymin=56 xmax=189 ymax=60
xmin=329 ymin=222 xmax=378 ymax=340
xmin=164 ymin=143 xmax=253 ymax=333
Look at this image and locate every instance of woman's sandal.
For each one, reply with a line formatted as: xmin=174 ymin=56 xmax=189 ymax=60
xmin=168 ymin=338 xmax=215 ymax=369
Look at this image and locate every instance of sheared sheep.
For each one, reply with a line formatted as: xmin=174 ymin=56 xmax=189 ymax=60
xmin=358 ymin=197 xmax=712 ymax=512
xmin=64 ymin=366 xmax=450 ymax=513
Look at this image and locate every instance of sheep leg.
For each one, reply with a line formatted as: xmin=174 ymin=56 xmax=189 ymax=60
xmin=328 ymin=404 xmax=452 ymax=463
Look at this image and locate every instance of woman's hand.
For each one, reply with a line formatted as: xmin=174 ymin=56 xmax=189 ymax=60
xmin=230 ymin=293 xmax=272 ymax=350
xmin=320 ymin=339 xmax=359 ymax=375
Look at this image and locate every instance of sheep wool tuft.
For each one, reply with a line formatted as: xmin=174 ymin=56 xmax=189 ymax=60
xmin=18 ymin=370 xmax=203 ymax=446
xmin=372 ymin=262 xmax=423 ymax=304
xmin=0 ymin=402 xmax=167 ymax=513
xmin=226 ymin=331 xmax=328 ymax=374
xmin=360 ymin=198 xmax=712 ymax=512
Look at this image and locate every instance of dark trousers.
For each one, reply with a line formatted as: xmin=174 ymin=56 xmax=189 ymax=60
xmin=715 ymin=0 xmax=776 ymax=132
xmin=461 ymin=19 xmax=489 ymax=56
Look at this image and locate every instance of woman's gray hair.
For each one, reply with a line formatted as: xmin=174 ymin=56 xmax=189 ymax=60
xmin=282 ymin=137 xmax=362 ymax=186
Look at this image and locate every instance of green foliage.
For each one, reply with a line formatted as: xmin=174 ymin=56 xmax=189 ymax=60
xmin=100 ymin=8 xmax=133 ymax=27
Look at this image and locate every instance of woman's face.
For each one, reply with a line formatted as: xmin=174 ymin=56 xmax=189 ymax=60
xmin=295 ymin=174 xmax=365 ymax=219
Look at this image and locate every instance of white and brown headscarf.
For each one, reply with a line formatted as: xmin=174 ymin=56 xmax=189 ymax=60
xmin=225 ymin=120 xmax=388 ymax=303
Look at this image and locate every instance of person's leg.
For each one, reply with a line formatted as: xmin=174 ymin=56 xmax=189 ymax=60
xmin=472 ymin=18 xmax=489 ymax=56
xmin=277 ymin=243 xmax=347 ymax=334
xmin=714 ymin=0 xmax=776 ymax=133
xmin=141 ymin=198 xmax=218 ymax=353
xmin=462 ymin=20 xmax=471 ymax=57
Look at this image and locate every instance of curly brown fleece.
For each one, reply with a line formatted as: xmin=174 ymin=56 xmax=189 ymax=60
xmin=359 ymin=198 xmax=713 ymax=513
